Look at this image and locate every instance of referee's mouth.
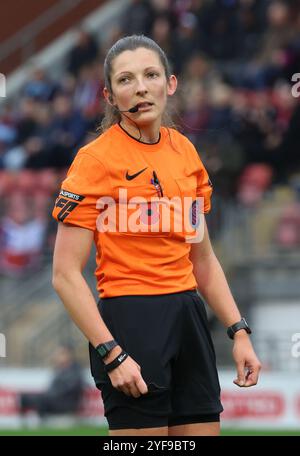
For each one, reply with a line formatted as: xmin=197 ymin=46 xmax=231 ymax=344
xmin=135 ymin=102 xmax=154 ymax=110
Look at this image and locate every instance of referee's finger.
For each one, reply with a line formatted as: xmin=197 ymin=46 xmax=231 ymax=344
xmin=245 ymin=364 xmax=260 ymax=386
xmin=136 ymin=377 xmax=148 ymax=395
xmin=128 ymin=384 xmax=142 ymax=398
xmin=120 ymin=386 xmax=131 ymax=396
xmin=234 ymin=362 xmax=246 ymax=387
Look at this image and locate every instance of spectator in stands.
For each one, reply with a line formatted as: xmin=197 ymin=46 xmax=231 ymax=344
xmin=73 ymin=62 xmax=103 ymax=125
xmin=0 ymin=192 xmax=47 ymax=277
xmin=14 ymin=97 xmax=39 ymax=145
xmin=237 ymin=163 xmax=273 ymax=207
xmin=66 ymin=29 xmax=99 ymax=77
xmin=121 ymin=0 xmax=155 ymax=36
xmin=173 ymin=12 xmax=200 ymax=74
xmin=277 ymin=104 xmax=300 ymax=181
xmin=150 ymin=12 xmax=179 ymax=72
xmin=22 ymin=67 xmax=58 ymax=102
xmin=19 ymin=344 xmax=84 ymax=422
xmin=47 ymin=93 xmax=88 ymax=168
xmin=196 ymin=0 xmax=242 ymax=60
xmin=0 ymin=123 xmax=16 ymax=169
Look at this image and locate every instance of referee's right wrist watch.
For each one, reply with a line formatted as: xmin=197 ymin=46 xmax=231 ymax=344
xmin=95 ymin=340 xmax=118 ymax=360
xmin=227 ymin=317 xmax=252 ymax=340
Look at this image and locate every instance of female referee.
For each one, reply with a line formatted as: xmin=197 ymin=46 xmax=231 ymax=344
xmin=52 ymin=35 xmax=261 ymax=436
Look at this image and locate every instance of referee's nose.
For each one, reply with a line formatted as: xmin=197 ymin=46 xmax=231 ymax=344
xmin=135 ymin=77 xmax=148 ymax=96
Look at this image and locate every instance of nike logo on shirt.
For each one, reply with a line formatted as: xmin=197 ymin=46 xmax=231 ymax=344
xmin=126 ymin=167 xmax=148 ymax=180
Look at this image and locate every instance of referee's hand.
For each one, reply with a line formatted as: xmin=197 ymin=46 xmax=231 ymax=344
xmin=232 ymin=331 xmax=262 ymax=387
xmin=104 ymin=348 xmax=148 ymax=398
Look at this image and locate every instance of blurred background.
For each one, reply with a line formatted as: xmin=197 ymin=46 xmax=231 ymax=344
xmin=0 ymin=0 xmax=299 ymax=435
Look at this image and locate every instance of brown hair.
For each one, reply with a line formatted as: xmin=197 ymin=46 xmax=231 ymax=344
xmin=98 ymin=34 xmax=178 ymax=134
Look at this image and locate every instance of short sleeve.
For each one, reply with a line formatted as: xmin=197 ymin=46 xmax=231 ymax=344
xmin=194 ymin=149 xmax=213 ymax=214
xmin=52 ymin=151 xmax=109 ymax=231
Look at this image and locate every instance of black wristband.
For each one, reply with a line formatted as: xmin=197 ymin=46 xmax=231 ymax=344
xmin=104 ymin=350 xmax=128 ymax=373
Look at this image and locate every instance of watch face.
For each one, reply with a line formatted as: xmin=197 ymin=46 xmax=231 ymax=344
xmin=96 ymin=340 xmax=117 ymax=358
xmin=98 ymin=346 xmax=107 ymax=357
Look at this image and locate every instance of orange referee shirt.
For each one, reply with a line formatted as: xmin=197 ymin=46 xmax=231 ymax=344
xmin=52 ymin=123 xmax=212 ymax=298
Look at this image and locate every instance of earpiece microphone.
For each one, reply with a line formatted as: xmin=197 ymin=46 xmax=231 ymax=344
xmin=114 ymin=105 xmax=139 ymax=113
xmin=127 ymin=105 xmax=139 ymax=113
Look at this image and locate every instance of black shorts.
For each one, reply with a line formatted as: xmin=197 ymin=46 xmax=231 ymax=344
xmin=89 ymin=290 xmax=223 ymax=430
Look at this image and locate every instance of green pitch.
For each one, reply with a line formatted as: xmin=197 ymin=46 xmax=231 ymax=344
xmin=0 ymin=427 xmax=299 ymax=436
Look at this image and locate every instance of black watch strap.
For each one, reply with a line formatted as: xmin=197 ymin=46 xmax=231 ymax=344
xmin=227 ymin=317 xmax=252 ymax=340
xmin=104 ymin=350 xmax=128 ymax=373
xmin=95 ymin=340 xmax=118 ymax=360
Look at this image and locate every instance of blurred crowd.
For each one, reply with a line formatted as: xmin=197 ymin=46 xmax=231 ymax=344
xmin=0 ymin=0 xmax=300 ymax=276
xmin=19 ymin=344 xmax=84 ymax=424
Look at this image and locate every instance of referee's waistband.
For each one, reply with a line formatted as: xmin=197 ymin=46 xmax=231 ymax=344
xmin=99 ymin=288 xmax=198 ymax=301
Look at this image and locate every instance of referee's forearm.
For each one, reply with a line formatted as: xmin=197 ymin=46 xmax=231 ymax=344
xmin=193 ymin=253 xmax=242 ymax=327
xmin=52 ymin=271 xmax=114 ymax=347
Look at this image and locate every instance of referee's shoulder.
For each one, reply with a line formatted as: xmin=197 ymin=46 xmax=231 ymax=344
xmin=165 ymin=126 xmax=197 ymax=153
xmin=76 ymin=129 xmax=112 ymax=163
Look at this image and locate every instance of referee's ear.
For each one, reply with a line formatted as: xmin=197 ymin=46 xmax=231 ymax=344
xmin=167 ymin=75 xmax=177 ymax=96
xmin=103 ymin=87 xmax=114 ymax=106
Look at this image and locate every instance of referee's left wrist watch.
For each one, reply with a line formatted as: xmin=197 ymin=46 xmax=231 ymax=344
xmin=227 ymin=317 xmax=252 ymax=340
xmin=95 ymin=340 xmax=118 ymax=360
